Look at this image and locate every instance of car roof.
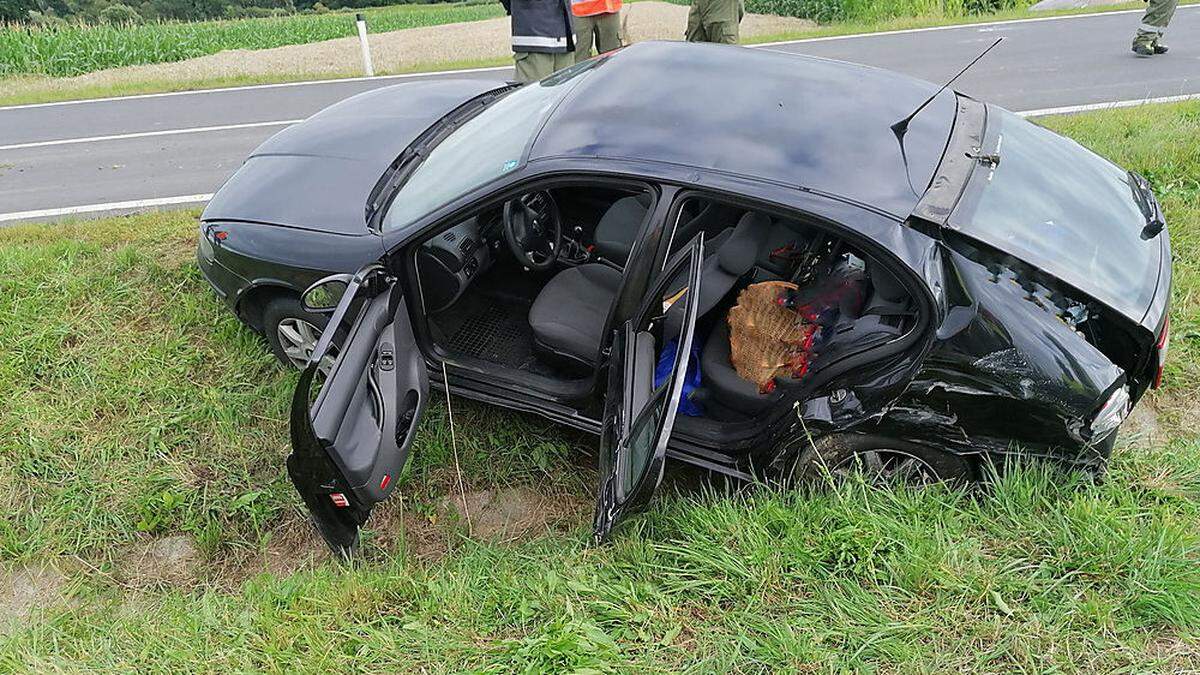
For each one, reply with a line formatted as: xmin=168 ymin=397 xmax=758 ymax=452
xmin=529 ymin=41 xmax=958 ymax=220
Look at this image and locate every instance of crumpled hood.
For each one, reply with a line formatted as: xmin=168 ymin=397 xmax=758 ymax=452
xmin=202 ymin=78 xmax=503 ymax=235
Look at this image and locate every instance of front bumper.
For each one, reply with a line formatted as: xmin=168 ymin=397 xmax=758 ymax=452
xmin=197 ymin=243 xmax=247 ymax=312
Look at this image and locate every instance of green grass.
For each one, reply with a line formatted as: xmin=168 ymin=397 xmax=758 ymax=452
xmin=0 ymin=2 xmax=504 ymax=78
xmin=0 ymin=102 xmax=1198 ymax=670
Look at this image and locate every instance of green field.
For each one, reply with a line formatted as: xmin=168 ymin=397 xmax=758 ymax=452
xmin=0 ymin=103 xmax=1197 ymax=670
xmin=0 ymin=2 xmax=504 ymax=78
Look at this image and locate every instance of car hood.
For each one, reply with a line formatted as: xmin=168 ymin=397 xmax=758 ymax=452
xmin=202 ymin=78 xmax=504 ymax=235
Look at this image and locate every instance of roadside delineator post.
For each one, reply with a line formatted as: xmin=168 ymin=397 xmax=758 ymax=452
xmin=356 ymin=13 xmax=375 ymax=77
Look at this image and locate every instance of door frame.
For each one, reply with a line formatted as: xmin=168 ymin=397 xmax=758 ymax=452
xmin=643 ymin=187 xmax=941 ymax=461
xmin=397 ymin=172 xmax=680 ymax=417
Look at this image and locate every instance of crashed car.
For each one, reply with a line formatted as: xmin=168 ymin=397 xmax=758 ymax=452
xmin=197 ymin=41 xmax=1172 ymax=554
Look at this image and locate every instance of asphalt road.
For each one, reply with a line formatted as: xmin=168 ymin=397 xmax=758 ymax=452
xmin=1 ymin=5 xmax=1197 ymax=222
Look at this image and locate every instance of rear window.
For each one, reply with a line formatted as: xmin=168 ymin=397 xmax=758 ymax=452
xmin=949 ymin=107 xmax=1159 ymax=319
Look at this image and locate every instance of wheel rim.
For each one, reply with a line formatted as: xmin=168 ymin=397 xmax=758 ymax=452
xmin=276 ymin=318 xmax=337 ymax=372
xmin=833 ymin=449 xmax=941 ymax=486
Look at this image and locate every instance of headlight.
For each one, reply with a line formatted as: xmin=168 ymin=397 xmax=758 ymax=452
xmin=1090 ymin=386 xmax=1130 ymax=441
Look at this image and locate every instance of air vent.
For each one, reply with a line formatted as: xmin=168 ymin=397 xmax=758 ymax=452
xmin=443 ymin=232 xmax=457 ymax=243
xmin=459 ymin=238 xmax=474 ymax=255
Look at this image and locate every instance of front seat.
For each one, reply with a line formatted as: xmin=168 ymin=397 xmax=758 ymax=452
xmin=529 ymin=211 xmax=770 ymax=367
xmin=593 ymin=195 xmax=741 ymax=267
xmin=592 ymin=194 xmax=652 ymax=266
xmin=528 ymin=263 xmax=623 ymax=366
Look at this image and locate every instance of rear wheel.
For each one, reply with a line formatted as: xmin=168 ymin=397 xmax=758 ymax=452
xmin=790 ymin=434 xmax=974 ymax=487
xmin=263 ymin=296 xmax=339 ymax=372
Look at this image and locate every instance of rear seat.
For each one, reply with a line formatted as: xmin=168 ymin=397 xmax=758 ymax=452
xmin=693 ymin=257 xmax=908 ymax=420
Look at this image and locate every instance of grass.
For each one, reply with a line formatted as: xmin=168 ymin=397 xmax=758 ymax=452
xmin=0 ymin=2 xmax=505 ymax=78
xmin=0 ymin=0 xmax=1181 ymax=107
xmin=0 ymin=102 xmax=1198 ymax=670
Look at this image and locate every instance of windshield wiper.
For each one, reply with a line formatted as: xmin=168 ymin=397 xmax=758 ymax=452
xmin=365 ymin=84 xmax=518 ymax=230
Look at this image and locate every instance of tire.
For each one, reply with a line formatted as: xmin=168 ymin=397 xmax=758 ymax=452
xmin=788 ymin=433 xmax=975 ymax=487
xmin=262 ymin=295 xmax=339 ymax=371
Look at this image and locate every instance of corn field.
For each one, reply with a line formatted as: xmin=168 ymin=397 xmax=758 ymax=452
xmin=0 ymin=2 xmax=504 ymax=78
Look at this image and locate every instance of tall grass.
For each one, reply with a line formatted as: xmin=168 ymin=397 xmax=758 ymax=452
xmin=0 ymin=2 xmax=504 ymax=78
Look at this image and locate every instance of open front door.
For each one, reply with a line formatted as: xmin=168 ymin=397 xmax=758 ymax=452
xmin=593 ymin=236 xmax=704 ymax=542
xmin=287 ymin=267 xmax=428 ymax=557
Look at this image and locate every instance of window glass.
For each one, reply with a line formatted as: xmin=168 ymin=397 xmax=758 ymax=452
xmin=382 ymin=63 xmax=594 ymax=232
xmin=950 ymin=107 xmax=1159 ymax=317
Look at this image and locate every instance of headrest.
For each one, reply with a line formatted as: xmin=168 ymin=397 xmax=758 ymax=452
xmin=717 ymin=211 xmax=771 ymax=275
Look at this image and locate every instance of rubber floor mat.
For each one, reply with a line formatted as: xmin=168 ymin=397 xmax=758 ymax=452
xmin=445 ymin=302 xmax=537 ymax=369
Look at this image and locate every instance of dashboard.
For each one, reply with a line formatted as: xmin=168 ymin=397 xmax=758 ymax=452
xmin=417 ymin=212 xmax=498 ymax=313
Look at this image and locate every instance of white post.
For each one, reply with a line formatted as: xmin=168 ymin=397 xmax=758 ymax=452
xmin=356 ymin=13 xmax=374 ymax=77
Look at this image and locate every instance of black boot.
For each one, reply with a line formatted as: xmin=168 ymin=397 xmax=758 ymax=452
xmin=1153 ymin=40 xmax=1169 ymax=54
xmin=1132 ymin=42 xmax=1155 ymax=56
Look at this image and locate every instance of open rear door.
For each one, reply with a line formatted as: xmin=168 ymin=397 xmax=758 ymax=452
xmin=593 ymin=236 xmax=704 ymax=542
xmin=288 ymin=268 xmax=427 ymax=557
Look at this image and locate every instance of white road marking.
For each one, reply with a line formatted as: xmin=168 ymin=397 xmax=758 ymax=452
xmin=0 ymin=119 xmax=302 ymax=151
xmin=0 ymin=194 xmax=214 ymax=223
xmin=2 ymin=92 xmax=1198 ymax=224
xmin=1 ymin=4 xmax=1194 ymax=112
xmin=752 ymin=4 xmax=1186 ymax=47
xmin=1015 ymin=93 xmax=1200 ymax=117
xmin=0 ymin=65 xmax=513 ymax=111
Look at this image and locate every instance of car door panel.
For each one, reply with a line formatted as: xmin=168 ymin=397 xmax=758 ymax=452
xmin=289 ymin=278 xmax=427 ymax=555
xmin=593 ymin=236 xmax=703 ymax=542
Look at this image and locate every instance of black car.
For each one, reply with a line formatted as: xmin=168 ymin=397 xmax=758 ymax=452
xmin=198 ymin=41 xmax=1172 ymax=554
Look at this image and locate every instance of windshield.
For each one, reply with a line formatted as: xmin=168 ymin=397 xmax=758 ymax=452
xmin=381 ymin=62 xmax=595 ymax=232
xmin=949 ymin=106 xmax=1160 ymax=319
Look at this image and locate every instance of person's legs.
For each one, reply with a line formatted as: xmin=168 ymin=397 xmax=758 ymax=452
xmin=575 ymin=14 xmax=597 ymax=62
xmin=1133 ymin=0 xmax=1178 ymax=54
xmin=552 ymin=50 xmax=576 ymax=72
xmin=514 ymin=51 xmax=549 ymax=83
xmin=685 ymin=0 xmax=708 ymax=42
xmin=705 ymin=18 xmax=739 ymax=44
xmin=593 ymin=11 xmax=622 ymax=53
xmin=701 ymin=0 xmax=741 ymax=44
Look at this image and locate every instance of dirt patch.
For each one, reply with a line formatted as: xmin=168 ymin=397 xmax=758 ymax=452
xmin=0 ymin=565 xmax=67 ymax=628
xmin=437 ymin=487 xmax=582 ymax=541
xmin=1121 ymin=400 xmax=1163 ymax=446
xmin=260 ymin=522 xmax=330 ymax=577
xmin=367 ymin=487 xmax=589 ymax=562
xmin=116 ymin=535 xmax=201 ymax=589
xmin=6 ymin=2 xmax=816 ymax=101
xmin=1145 ymin=633 xmax=1200 ymax=671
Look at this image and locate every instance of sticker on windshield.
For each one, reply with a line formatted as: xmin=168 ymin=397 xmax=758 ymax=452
xmin=502 ymin=159 xmax=519 ymax=173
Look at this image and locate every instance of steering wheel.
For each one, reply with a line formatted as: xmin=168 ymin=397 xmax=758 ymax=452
xmin=502 ymin=191 xmax=562 ymax=271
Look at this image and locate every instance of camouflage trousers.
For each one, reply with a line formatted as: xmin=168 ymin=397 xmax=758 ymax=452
xmin=1133 ymin=0 xmax=1178 ymax=48
xmin=685 ymin=0 xmax=744 ymax=44
xmin=514 ymin=50 xmax=576 ymax=84
xmin=575 ymin=12 xmax=622 ymax=62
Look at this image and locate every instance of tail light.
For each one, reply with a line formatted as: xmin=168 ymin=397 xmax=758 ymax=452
xmin=1153 ymin=316 xmax=1169 ymax=389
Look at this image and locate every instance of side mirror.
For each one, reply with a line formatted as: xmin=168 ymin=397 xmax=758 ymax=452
xmin=302 ymin=274 xmax=354 ymax=313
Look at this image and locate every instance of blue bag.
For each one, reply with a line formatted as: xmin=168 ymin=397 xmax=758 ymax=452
xmin=653 ymin=338 xmax=704 ymax=417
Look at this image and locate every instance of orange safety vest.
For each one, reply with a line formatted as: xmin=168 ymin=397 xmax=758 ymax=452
xmin=571 ymin=0 xmax=620 ymax=18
